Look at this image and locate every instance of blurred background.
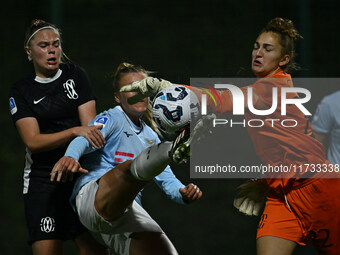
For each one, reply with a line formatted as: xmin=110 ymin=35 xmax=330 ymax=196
xmin=1 ymin=0 xmax=340 ymax=254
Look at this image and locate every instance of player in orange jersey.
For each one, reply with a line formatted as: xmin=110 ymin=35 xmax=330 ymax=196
xmin=121 ymin=17 xmax=340 ymax=255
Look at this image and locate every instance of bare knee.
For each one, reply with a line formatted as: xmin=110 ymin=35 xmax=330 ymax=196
xmin=257 ymin=236 xmax=297 ymax=255
xmin=130 ymin=232 xmax=178 ymax=255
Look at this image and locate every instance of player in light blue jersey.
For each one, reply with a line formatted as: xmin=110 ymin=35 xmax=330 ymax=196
xmin=312 ymin=90 xmax=340 ymax=166
xmin=50 ymin=63 xmax=202 ymax=255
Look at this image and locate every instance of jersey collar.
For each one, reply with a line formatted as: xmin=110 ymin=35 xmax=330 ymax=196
xmin=116 ymin=106 xmax=144 ymax=134
xmin=35 ymin=69 xmax=63 ymax=84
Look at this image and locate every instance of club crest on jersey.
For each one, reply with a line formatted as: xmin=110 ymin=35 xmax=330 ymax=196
xmin=9 ymin=97 xmax=17 ymax=115
xmin=94 ymin=116 xmax=108 ymax=127
xmin=63 ymin=79 xmax=78 ymax=99
xmin=144 ymin=138 xmax=156 ymax=145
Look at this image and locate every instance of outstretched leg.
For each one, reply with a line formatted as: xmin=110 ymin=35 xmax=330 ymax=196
xmin=94 ymin=141 xmax=174 ymax=221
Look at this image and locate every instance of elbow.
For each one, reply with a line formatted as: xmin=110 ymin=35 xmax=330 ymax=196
xmin=26 ymin=143 xmax=43 ymax=154
xmin=25 ymin=139 xmax=48 ymax=154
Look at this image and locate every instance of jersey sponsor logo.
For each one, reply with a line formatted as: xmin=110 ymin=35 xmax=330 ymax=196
xmin=258 ymin=213 xmax=267 ymax=229
xmin=9 ymin=97 xmax=17 ymax=115
xmin=63 ymin=79 xmax=79 ymax=99
xmin=40 ymin=216 xmax=55 ymax=233
xmin=124 ymin=131 xmax=133 ymax=137
xmin=33 ymin=96 xmax=46 ymax=104
xmin=94 ymin=116 xmax=108 ymax=127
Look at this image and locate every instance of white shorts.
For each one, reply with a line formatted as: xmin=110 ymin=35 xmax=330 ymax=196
xmin=76 ymin=179 xmax=163 ymax=255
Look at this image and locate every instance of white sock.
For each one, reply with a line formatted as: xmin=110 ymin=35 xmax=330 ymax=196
xmin=130 ymin=142 xmax=172 ymax=181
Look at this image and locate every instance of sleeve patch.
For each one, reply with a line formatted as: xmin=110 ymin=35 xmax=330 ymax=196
xmin=94 ymin=116 xmax=108 ymax=127
xmin=9 ymin=97 xmax=17 ymax=115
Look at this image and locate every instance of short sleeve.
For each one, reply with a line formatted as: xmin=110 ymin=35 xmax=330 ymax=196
xmin=9 ymin=85 xmax=35 ymax=124
xmin=90 ymin=111 xmax=121 ymax=140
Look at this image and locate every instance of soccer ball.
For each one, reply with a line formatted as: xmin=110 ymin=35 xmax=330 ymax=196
xmin=152 ymin=85 xmax=200 ymax=140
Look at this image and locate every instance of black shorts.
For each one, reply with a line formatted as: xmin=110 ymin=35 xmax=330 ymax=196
xmin=24 ymin=176 xmax=87 ymax=244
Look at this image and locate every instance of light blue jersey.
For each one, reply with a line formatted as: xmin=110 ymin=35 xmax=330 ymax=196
xmin=66 ymin=106 xmax=185 ymax=209
xmin=312 ymin=90 xmax=340 ymax=165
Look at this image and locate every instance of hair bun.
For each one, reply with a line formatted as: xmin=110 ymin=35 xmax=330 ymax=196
xmin=266 ymin=17 xmax=303 ymax=41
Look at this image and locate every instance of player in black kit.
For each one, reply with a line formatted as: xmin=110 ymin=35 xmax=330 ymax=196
xmin=9 ymin=19 xmax=107 ymax=255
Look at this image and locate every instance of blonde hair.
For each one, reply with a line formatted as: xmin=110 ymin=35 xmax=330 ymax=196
xmin=261 ymin=17 xmax=303 ymax=72
xmin=112 ymin=62 xmax=162 ymax=136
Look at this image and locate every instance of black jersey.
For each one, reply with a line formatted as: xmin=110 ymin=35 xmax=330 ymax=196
xmin=9 ymin=63 xmax=95 ymax=183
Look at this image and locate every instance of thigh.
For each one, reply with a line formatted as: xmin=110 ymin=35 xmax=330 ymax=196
xmin=95 ymin=160 xmax=148 ymax=221
xmin=257 ymin=236 xmax=296 ymax=255
xmin=77 ymin=183 xmax=163 ymax=235
xmin=77 ymin=185 xmax=166 ymax=254
xmin=257 ymin=194 xmax=305 ymax=246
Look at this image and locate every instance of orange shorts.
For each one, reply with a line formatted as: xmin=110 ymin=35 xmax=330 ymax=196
xmin=257 ymin=178 xmax=340 ymax=254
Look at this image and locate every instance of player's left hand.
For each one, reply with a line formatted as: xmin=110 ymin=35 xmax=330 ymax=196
xmin=120 ymin=77 xmax=173 ymax=104
xmin=180 ymin=183 xmax=202 ymax=203
xmin=233 ymin=179 xmax=267 ymax=216
xmin=50 ymin=156 xmax=88 ymax=182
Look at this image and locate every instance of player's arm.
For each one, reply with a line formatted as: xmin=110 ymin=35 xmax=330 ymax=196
xmin=78 ymin=100 xmax=97 ymax=125
xmin=154 ymin=167 xmax=202 ymax=204
xmin=120 ymin=76 xmax=257 ymax=115
xmin=16 ymin=117 xmax=104 ymax=153
xmin=50 ymin=136 xmax=91 ymax=182
xmin=51 ymin=114 xmax=114 ymax=182
xmin=179 ymin=183 xmax=202 ymax=203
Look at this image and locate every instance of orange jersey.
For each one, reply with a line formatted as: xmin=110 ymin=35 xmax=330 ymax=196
xmin=196 ymin=71 xmax=327 ymax=190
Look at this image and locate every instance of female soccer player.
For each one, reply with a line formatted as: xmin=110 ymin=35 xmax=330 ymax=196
xmin=50 ymin=62 xmax=202 ymax=255
xmin=312 ymin=90 xmax=340 ymax=166
xmin=120 ymin=18 xmax=340 ymax=255
xmin=9 ymin=19 xmax=107 ymax=254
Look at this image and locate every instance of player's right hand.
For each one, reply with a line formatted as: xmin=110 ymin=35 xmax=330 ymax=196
xmin=120 ymin=77 xmax=173 ymax=104
xmin=50 ymin=156 xmax=88 ymax=182
xmin=180 ymin=183 xmax=203 ymax=203
xmin=73 ymin=125 xmax=106 ymax=149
